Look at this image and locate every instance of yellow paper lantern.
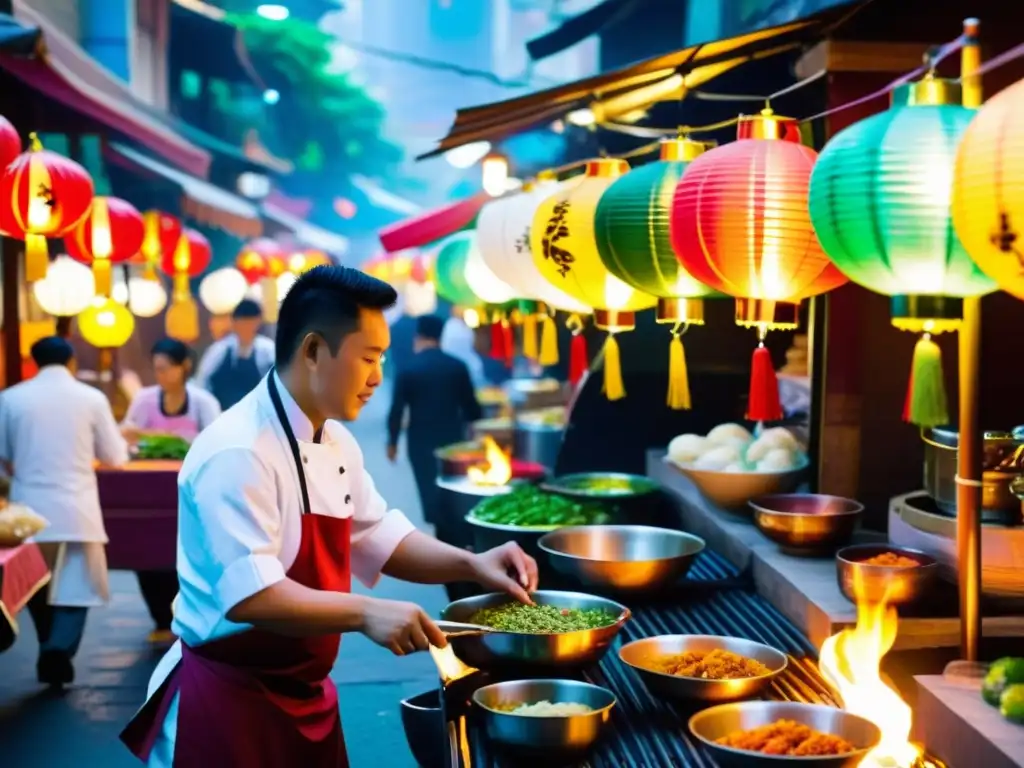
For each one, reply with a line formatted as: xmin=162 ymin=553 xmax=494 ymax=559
xmin=78 ymin=296 xmax=135 ymax=349
xmin=952 ymin=76 xmax=1024 ymax=299
xmin=531 ymin=158 xmax=656 ymax=399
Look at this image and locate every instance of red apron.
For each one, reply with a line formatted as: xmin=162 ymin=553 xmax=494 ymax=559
xmin=121 ymin=374 xmax=352 ymax=767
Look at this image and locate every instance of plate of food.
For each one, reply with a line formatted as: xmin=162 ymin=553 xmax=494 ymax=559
xmin=618 ymin=634 xmax=788 ymax=702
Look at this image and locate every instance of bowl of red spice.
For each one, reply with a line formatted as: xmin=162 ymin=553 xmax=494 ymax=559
xmin=835 ymin=544 xmax=939 ymax=606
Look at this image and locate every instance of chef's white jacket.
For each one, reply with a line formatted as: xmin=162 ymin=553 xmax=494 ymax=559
xmin=0 ymin=365 xmax=129 ymax=542
xmin=145 ymin=372 xmax=416 ymax=766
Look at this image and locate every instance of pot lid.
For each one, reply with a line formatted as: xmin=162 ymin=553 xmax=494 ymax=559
xmin=923 ymin=427 xmax=1024 ymax=448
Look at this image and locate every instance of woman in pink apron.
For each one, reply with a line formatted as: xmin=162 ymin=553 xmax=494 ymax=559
xmin=121 ymin=338 xmax=221 ymax=643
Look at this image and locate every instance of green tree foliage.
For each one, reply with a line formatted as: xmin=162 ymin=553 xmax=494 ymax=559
xmin=217 ymin=13 xmax=402 ymax=221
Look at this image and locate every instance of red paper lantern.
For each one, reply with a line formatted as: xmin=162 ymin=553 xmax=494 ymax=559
xmin=670 ymin=111 xmax=847 ymax=421
xmin=0 ymin=133 xmax=95 ymax=282
xmin=64 ymin=196 xmax=145 ymax=296
xmin=161 ymin=228 xmax=212 ymax=278
xmin=0 ymin=115 xmax=22 ymax=172
xmin=236 ymin=238 xmax=282 ymax=284
xmin=141 ymin=210 xmax=183 ymax=266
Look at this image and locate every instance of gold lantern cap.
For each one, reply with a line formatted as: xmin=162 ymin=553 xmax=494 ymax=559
xmin=892 ymin=75 xmax=963 ymax=108
xmin=657 ymin=297 xmax=705 ymax=325
xmin=891 ymin=295 xmax=962 ymax=333
xmin=594 ymin=309 xmax=635 ymax=332
xmin=735 ymin=298 xmax=800 ymax=330
xmin=584 ymin=158 xmax=629 ymax=178
xmin=660 ymin=137 xmax=711 ymax=163
xmin=737 ymin=108 xmax=801 ymax=142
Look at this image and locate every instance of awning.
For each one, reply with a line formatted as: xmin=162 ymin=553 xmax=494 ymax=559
xmin=351 ymin=175 xmax=422 ymax=217
xmin=418 ymin=3 xmax=862 ymax=159
xmin=262 ymin=204 xmax=349 ymax=258
xmin=108 ymin=142 xmax=262 ymax=238
xmin=378 ymin=193 xmax=489 ymax=254
xmin=0 ymin=12 xmax=39 ymax=55
xmin=2 ymin=0 xmax=210 ymax=177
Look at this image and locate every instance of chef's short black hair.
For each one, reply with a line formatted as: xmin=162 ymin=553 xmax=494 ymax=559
xmin=30 ymin=336 xmax=74 ymax=368
xmin=276 ymin=265 xmax=397 ymax=366
xmin=415 ymin=315 xmax=445 ymax=341
xmin=232 ymin=298 xmax=262 ymax=319
xmin=151 ymin=338 xmax=192 ymax=366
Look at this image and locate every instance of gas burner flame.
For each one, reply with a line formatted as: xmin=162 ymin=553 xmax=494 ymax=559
xmin=467 ymin=435 xmax=512 ymax=487
xmin=819 ymin=575 xmax=926 ymax=767
xmin=429 ymin=644 xmax=475 ymax=684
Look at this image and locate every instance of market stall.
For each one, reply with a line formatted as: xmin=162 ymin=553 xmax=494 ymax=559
xmin=0 ymin=541 xmax=49 ymax=652
xmin=98 ymin=459 xmax=181 ymax=572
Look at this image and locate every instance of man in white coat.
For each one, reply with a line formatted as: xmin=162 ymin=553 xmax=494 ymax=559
xmin=121 ymin=266 xmax=538 ymax=767
xmin=0 ymin=336 xmax=129 ymax=686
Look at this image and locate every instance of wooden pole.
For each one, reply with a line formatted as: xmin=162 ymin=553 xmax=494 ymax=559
xmin=957 ymin=17 xmax=983 ymax=662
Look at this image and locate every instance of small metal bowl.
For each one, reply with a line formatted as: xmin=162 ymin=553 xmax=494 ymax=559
xmin=835 ymin=544 xmax=939 ymax=606
xmin=538 ymin=525 xmax=705 ymax=593
xmin=618 ymin=634 xmax=788 ymax=702
xmin=665 ymin=455 xmax=809 ymax=510
xmin=750 ymin=494 xmax=864 ymax=555
xmin=441 ymin=590 xmax=631 ymax=671
xmin=689 ymin=701 xmax=881 ymax=768
xmin=472 ymin=679 xmax=616 ymax=761
xmin=541 ymin=472 xmax=660 ymax=500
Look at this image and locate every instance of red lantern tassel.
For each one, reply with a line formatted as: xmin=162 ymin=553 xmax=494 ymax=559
xmin=903 ymin=334 xmax=948 ymax=427
xmin=746 ymin=344 xmax=783 ymax=422
xmin=489 ymin=319 xmax=506 ymax=361
xmin=569 ymin=332 xmax=589 ymax=387
xmin=502 ymin=319 xmax=514 ymax=368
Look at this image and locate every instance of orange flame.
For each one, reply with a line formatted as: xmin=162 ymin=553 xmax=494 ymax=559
xmin=429 ymin=644 xmax=475 ymax=683
xmin=467 ymin=435 xmax=512 ymax=486
xmin=818 ymin=578 xmax=922 ymax=767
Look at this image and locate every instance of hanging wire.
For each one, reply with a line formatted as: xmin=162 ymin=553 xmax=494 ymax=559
xmin=964 ymin=40 xmax=1024 ymax=79
xmin=691 ymin=68 xmax=828 ymax=103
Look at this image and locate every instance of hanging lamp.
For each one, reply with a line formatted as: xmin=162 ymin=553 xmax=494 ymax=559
xmin=64 ymin=196 xmax=144 ymax=297
xmin=810 ymin=77 xmax=994 ymax=427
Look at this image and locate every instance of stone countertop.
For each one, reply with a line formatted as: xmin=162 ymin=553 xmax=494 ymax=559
xmin=647 ymin=449 xmax=1024 ymax=651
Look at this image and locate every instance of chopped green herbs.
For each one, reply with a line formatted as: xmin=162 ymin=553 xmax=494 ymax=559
xmin=136 ymin=435 xmax=190 ymax=460
xmin=469 ymin=603 xmax=619 ymax=634
xmin=469 ymin=484 xmax=610 ymax=528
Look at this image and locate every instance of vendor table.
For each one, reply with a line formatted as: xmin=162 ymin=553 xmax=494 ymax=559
xmin=0 ymin=542 xmax=50 ymax=652
xmin=98 ymin=460 xmax=181 ymax=571
xmin=443 ymin=552 xmax=840 ymax=767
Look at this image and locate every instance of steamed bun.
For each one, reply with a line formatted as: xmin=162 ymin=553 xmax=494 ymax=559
xmin=756 ymin=448 xmax=797 ymax=472
xmin=707 ymin=423 xmax=753 ymax=447
xmin=758 ymin=427 xmax=800 ymax=452
xmin=722 ymin=463 xmax=747 ymax=473
xmin=694 ymin=446 xmax=742 ymax=471
xmin=668 ymin=433 xmax=709 ymax=464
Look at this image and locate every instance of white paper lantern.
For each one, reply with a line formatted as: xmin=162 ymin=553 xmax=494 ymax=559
xmin=476 ymin=177 xmax=591 ymax=314
xmin=127 ymin=277 xmax=168 ymax=318
xmin=404 ymin=279 xmax=437 ymax=317
xmin=33 ymin=256 xmax=96 ymax=317
xmin=464 ymin=232 xmax=517 ymax=304
xmin=199 ymin=267 xmax=248 ymax=315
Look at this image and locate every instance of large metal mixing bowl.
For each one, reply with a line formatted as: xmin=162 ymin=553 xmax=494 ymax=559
xmin=538 ymin=525 xmax=705 ymax=592
xmin=618 ymin=634 xmax=787 ymax=702
xmin=440 ymin=590 xmax=630 ymax=671
xmin=835 ymin=544 xmax=939 ymax=606
xmin=749 ymin=494 xmax=863 ymax=555
xmin=472 ymin=679 xmax=615 ymax=761
xmin=689 ymin=701 xmax=881 ymax=768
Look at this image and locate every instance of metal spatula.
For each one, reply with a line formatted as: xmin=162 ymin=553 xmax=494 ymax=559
xmin=435 ymin=620 xmax=498 ymax=638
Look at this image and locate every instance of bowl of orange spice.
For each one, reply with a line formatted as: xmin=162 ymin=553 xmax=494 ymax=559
xmin=835 ymin=544 xmax=939 ymax=606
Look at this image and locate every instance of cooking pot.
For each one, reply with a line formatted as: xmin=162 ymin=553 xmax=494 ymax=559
xmin=921 ymin=427 xmax=1024 ymax=517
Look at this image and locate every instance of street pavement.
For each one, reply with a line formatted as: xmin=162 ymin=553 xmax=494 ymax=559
xmin=0 ymin=380 xmax=445 ymax=767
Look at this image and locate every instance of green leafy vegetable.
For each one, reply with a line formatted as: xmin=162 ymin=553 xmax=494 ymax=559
xmin=136 ymin=435 xmax=191 ymax=461
xmin=469 ymin=484 xmax=610 ymax=528
xmin=469 ymin=603 xmax=619 ymax=633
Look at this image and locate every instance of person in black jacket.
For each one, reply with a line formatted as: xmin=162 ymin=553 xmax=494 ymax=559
xmin=387 ymin=315 xmax=482 ymax=524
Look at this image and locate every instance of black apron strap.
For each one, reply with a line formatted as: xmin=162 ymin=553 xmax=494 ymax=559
xmin=267 ymin=371 xmax=312 ymax=516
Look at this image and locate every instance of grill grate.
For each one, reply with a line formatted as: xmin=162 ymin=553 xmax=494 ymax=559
xmin=443 ymin=551 xmax=841 ymax=768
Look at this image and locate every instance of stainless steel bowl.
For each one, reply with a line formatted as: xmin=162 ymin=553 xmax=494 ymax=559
xmin=472 ymin=679 xmax=615 ymax=760
xmin=749 ymin=494 xmax=864 ymax=555
xmin=440 ymin=590 xmax=630 ymax=671
xmin=835 ymin=544 xmax=939 ymax=606
xmin=538 ymin=525 xmax=705 ymax=592
xmin=541 ymin=472 xmax=660 ymax=500
xmin=399 ymin=689 xmax=445 ymax=768
xmin=618 ymin=634 xmax=787 ymax=702
xmin=689 ymin=701 xmax=881 ymax=768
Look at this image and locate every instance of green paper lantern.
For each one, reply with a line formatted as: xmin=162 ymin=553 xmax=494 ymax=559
xmin=808 ymin=78 xmax=996 ymax=329
xmin=595 ymin=138 xmax=721 ymax=326
xmin=433 ymin=231 xmax=479 ymax=307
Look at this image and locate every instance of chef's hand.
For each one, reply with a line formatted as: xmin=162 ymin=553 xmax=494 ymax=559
xmin=361 ymin=597 xmax=448 ymax=655
xmin=470 ymin=542 xmax=539 ymax=605
xmin=386 ymin=444 xmax=398 ymax=462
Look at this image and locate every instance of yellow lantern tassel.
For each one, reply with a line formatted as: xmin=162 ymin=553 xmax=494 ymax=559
xmin=93 ymin=258 xmax=113 ymax=297
xmin=539 ymin=313 xmax=559 ymax=366
xmin=522 ymin=313 xmax=538 ymax=360
xmin=261 ymin=276 xmax=279 ymax=323
xmin=903 ymin=334 xmax=948 ymax=428
xmin=25 ymin=234 xmax=48 ymax=282
xmin=602 ymin=332 xmax=626 ymax=401
xmin=667 ymin=331 xmax=691 ymax=410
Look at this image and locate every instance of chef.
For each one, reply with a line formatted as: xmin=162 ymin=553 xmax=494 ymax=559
xmin=121 ymin=265 xmax=538 ymax=767
xmin=0 ymin=336 xmax=129 ymax=686
xmin=194 ymin=298 xmax=275 ymax=410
